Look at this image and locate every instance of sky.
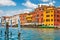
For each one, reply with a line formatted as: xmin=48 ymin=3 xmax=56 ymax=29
xmin=0 ymin=0 xmax=60 ymax=17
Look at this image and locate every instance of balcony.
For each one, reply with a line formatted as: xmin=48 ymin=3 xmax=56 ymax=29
xmin=26 ymin=15 xmax=32 ymax=18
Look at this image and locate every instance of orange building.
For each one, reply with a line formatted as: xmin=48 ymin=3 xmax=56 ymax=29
xmin=54 ymin=8 xmax=60 ymax=27
xmin=19 ymin=13 xmax=28 ymax=25
xmin=23 ymin=12 xmax=37 ymax=25
xmin=20 ymin=12 xmax=38 ymax=25
xmin=35 ymin=6 xmax=43 ymax=25
xmin=20 ymin=5 xmax=60 ymax=27
xmin=20 ymin=5 xmax=43 ymax=25
xmin=27 ymin=12 xmax=37 ymax=23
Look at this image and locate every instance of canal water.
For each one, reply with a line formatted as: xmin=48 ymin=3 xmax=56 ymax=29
xmin=0 ymin=27 xmax=60 ymax=40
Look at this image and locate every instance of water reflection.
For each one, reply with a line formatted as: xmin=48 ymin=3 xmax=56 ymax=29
xmin=22 ymin=28 xmax=60 ymax=40
xmin=54 ymin=29 xmax=60 ymax=40
xmin=0 ymin=27 xmax=60 ymax=40
xmin=38 ymin=28 xmax=54 ymax=40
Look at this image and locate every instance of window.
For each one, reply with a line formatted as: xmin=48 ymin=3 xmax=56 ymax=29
xmin=54 ymin=15 xmax=56 ymax=16
xmin=57 ymin=15 xmax=59 ymax=17
xmin=41 ymin=14 xmax=43 ymax=16
xmin=46 ymin=19 xmax=50 ymax=21
xmin=57 ymin=19 xmax=59 ymax=22
xmin=36 ymin=15 xmax=39 ymax=17
xmin=42 ymin=8 xmax=44 ymax=11
xmin=43 ymin=20 xmax=45 ymax=22
xmin=27 ymin=20 xmax=32 ymax=23
xmin=51 ymin=24 xmax=53 ymax=25
xmin=39 ymin=9 xmax=41 ymax=10
xmin=51 ymin=19 xmax=53 ymax=21
xmin=54 ymin=19 xmax=56 ymax=21
xmin=28 ymin=14 xmax=31 ymax=15
xmin=26 ymin=17 xmax=32 ymax=20
xmin=46 ymin=10 xmax=50 ymax=13
xmin=49 ymin=24 xmax=50 ymax=25
xmin=45 ymin=24 xmax=47 ymax=26
xmin=57 ymin=11 xmax=59 ymax=13
xmin=46 ymin=15 xmax=50 ymax=17
xmin=51 ymin=10 xmax=53 ymax=12
xmin=51 ymin=15 xmax=53 ymax=17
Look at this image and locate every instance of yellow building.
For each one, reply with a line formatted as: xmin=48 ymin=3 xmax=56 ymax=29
xmin=43 ymin=6 xmax=54 ymax=26
xmin=26 ymin=14 xmax=32 ymax=23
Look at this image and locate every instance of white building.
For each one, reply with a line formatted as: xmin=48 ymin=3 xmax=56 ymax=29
xmin=1 ymin=14 xmax=20 ymax=27
xmin=11 ymin=15 xmax=19 ymax=26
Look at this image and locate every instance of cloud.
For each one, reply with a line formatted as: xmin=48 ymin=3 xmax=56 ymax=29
xmin=41 ymin=0 xmax=56 ymax=3
xmin=49 ymin=2 xmax=54 ymax=6
xmin=41 ymin=0 xmax=56 ymax=6
xmin=22 ymin=0 xmax=38 ymax=9
xmin=0 ymin=0 xmax=16 ymax=6
xmin=5 ymin=9 xmax=32 ymax=16
xmin=39 ymin=4 xmax=49 ymax=7
xmin=22 ymin=0 xmax=56 ymax=9
xmin=20 ymin=9 xmax=32 ymax=13
xmin=38 ymin=2 xmax=55 ymax=7
xmin=53 ymin=1 xmax=55 ymax=3
xmin=0 ymin=10 xmax=4 ymax=17
xmin=41 ymin=0 xmax=49 ymax=2
xmin=49 ymin=0 xmax=55 ymax=6
xmin=0 ymin=10 xmax=4 ymax=14
xmin=0 ymin=9 xmax=32 ymax=17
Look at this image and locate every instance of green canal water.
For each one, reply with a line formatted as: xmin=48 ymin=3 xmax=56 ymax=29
xmin=0 ymin=27 xmax=60 ymax=40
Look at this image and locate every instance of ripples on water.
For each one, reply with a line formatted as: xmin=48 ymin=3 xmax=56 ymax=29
xmin=0 ymin=27 xmax=60 ymax=40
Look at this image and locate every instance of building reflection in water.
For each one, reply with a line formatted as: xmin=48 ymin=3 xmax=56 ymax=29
xmin=38 ymin=28 xmax=55 ymax=40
